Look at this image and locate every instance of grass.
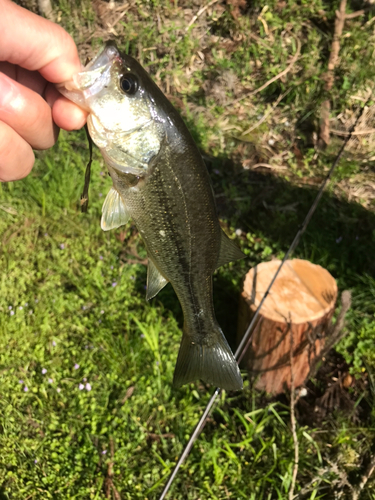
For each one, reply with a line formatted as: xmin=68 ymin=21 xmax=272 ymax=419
xmin=1 ymin=0 xmax=375 ymax=498
xmin=0 ymin=143 xmax=313 ymax=498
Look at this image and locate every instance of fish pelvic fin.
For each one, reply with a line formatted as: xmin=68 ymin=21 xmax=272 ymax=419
xmin=101 ymin=186 xmax=130 ymax=231
xmin=146 ymin=258 xmax=169 ymax=300
xmin=173 ymin=327 xmax=243 ymax=391
xmin=216 ymin=230 xmax=245 ymax=269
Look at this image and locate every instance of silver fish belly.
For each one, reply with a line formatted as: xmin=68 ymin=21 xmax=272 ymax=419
xmin=58 ymin=42 xmax=244 ymax=391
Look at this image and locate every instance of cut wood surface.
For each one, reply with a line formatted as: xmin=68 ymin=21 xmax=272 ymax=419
xmin=237 ymin=259 xmax=338 ymax=394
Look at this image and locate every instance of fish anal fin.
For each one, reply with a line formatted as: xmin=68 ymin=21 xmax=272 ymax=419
xmin=173 ymin=328 xmax=243 ymax=391
xmin=216 ymin=230 xmax=246 ymax=269
xmin=146 ymin=259 xmax=169 ymax=300
xmin=101 ymin=186 xmax=130 ymax=231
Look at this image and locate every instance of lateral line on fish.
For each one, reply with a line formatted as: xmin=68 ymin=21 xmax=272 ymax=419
xmin=164 ymin=153 xmax=203 ymax=335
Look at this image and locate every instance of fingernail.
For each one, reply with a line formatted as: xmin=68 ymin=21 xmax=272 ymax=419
xmin=0 ymin=73 xmax=24 ymax=113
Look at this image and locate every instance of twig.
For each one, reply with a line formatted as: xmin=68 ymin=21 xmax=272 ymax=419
xmin=320 ymin=0 xmax=348 ymax=146
xmin=289 ymin=321 xmax=299 ymax=500
xmin=107 ymin=6 xmax=130 ymax=31
xmin=352 ymin=456 xmax=375 ymax=500
xmin=258 ymin=14 xmax=269 ymax=36
xmin=233 ymin=38 xmax=301 ymax=104
xmin=148 ymin=432 xmax=175 ymax=441
xmin=325 ymin=291 xmax=351 ymax=350
xmin=327 ymin=3 xmax=347 ymax=81
xmin=240 ymin=88 xmax=291 ymax=137
xmin=0 ymin=204 xmax=17 ymax=215
xmin=330 ymin=128 xmax=375 ymax=136
xmin=185 ymin=0 xmax=219 ymax=31
xmin=120 ymin=385 xmax=135 ymax=403
xmin=326 ymin=458 xmax=354 ymax=495
xmin=105 ymin=438 xmax=121 ymax=500
xmin=249 ymin=31 xmax=273 ymax=49
xmin=252 ymin=39 xmax=301 ymax=97
xmin=345 ymin=10 xmax=364 ymax=20
xmin=296 ymin=472 xmax=325 ymax=498
xmin=252 ymin=163 xmax=288 ymax=170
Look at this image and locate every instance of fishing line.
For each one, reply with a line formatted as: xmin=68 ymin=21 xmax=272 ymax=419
xmin=81 ymin=124 xmax=93 ymax=213
xmin=157 ymin=95 xmax=372 ymax=500
xmin=80 ymin=55 xmax=94 ymax=213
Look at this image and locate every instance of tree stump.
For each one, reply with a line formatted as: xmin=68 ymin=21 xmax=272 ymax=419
xmin=237 ymin=259 xmax=338 ymax=395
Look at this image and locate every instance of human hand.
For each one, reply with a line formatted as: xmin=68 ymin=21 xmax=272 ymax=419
xmin=0 ymin=0 xmax=87 ymax=182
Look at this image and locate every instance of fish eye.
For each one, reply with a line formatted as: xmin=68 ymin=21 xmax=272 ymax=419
xmin=119 ymin=73 xmax=138 ymax=95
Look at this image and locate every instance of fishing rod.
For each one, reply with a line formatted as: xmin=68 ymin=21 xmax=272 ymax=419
xmin=157 ymin=96 xmax=372 ymax=500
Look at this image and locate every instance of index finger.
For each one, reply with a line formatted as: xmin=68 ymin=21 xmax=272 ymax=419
xmin=0 ymin=0 xmax=82 ymax=83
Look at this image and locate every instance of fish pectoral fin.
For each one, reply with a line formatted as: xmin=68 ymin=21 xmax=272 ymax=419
xmin=146 ymin=259 xmax=169 ymax=300
xmin=173 ymin=327 xmax=243 ymax=391
xmin=216 ymin=230 xmax=246 ymax=269
xmin=101 ymin=186 xmax=130 ymax=231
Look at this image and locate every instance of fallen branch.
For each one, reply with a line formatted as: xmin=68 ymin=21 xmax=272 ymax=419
xmin=319 ymin=2 xmax=365 ymax=146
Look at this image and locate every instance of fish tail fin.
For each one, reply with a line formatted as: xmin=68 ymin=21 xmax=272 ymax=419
xmin=173 ymin=326 xmax=243 ymax=391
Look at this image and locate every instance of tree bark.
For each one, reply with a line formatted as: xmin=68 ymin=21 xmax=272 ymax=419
xmin=237 ymin=259 xmax=338 ymax=395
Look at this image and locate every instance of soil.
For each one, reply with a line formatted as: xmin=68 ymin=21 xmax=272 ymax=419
xmin=287 ymin=350 xmax=371 ymax=428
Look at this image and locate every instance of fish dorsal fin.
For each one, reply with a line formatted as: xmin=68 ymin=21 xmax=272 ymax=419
xmin=146 ymin=259 xmax=168 ymax=300
xmin=101 ymin=186 xmax=130 ymax=231
xmin=216 ymin=230 xmax=246 ymax=269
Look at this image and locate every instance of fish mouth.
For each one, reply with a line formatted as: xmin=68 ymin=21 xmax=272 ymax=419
xmin=83 ymin=41 xmax=121 ymax=73
xmin=56 ymin=42 xmax=122 ymax=109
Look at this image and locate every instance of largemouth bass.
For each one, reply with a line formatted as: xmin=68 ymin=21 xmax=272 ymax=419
xmin=58 ymin=42 xmax=244 ymax=391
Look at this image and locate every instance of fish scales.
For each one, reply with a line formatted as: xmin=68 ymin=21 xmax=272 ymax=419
xmin=112 ymin=158 xmax=225 ymax=378
xmin=111 ymin=139 xmax=218 ymax=332
xmin=58 ymin=41 xmax=244 ymax=391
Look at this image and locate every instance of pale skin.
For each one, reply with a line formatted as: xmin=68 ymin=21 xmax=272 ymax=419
xmin=0 ymin=0 xmax=88 ymax=182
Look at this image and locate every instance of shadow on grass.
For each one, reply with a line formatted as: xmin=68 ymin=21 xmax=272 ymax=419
xmin=208 ymin=156 xmax=374 ymax=275
xmin=128 ymin=153 xmax=374 ymax=354
xmin=0 ymin=487 xmax=8 ymax=500
xmin=203 ymin=154 xmax=375 ymax=349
